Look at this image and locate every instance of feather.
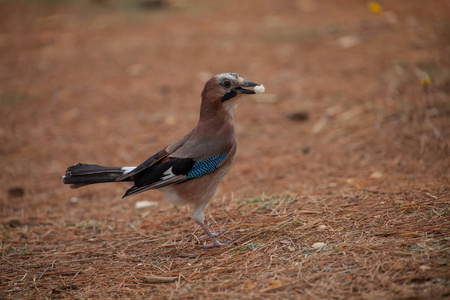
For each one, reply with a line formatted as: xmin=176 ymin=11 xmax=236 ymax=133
xmin=187 ymin=154 xmax=228 ymax=179
xmin=116 ymin=148 xmax=169 ymax=181
xmin=123 ymin=153 xmax=228 ymax=198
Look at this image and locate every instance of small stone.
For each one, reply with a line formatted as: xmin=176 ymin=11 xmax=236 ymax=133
xmin=301 ymin=144 xmax=312 ymax=154
xmin=337 ymin=35 xmax=360 ymax=49
xmin=6 ymin=219 xmax=21 ymax=228
xmin=370 ymin=171 xmax=383 ymax=179
xmin=312 ymin=242 xmax=327 ymax=249
xmin=318 ymin=225 xmax=327 ymax=231
xmin=285 ymin=111 xmax=309 ymax=122
xmin=135 ymin=200 xmax=159 ymax=211
xmin=419 ymin=265 xmax=431 ymax=271
xmin=8 ymin=187 xmax=24 ymax=198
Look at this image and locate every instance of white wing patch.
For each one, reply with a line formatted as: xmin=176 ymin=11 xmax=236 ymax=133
xmin=121 ymin=166 xmax=136 ymax=175
xmin=161 ymin=167 xmax=176 ymax=180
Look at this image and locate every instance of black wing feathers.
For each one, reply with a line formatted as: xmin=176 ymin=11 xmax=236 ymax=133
xmin=122 ymin=157 xmax=196 ymax=198
xmin=132 ymin=157 xmax=195 ymax=187
xmin=116 ymin=148 xmax=169 ymax=181
xmin=172 ymin=157 xmax=196 ymax=175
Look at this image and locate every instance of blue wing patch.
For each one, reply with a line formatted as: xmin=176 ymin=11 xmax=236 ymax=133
xmin=187 ymin=153 xmax=228 ymax=179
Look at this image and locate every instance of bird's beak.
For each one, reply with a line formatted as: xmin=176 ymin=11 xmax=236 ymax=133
xmin=236 ymin=81 xmax=259 ymax=94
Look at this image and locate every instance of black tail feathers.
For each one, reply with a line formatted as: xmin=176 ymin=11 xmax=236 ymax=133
xmin=63 ymin=163 xmax=132 ymax=189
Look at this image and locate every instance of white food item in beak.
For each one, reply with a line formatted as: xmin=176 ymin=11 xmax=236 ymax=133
xmin=254 ymin=84 xmax=265 ymax=95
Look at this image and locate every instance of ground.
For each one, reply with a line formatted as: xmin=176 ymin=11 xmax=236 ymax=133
xmin=1 ymin=0 xmax=449 ymax=299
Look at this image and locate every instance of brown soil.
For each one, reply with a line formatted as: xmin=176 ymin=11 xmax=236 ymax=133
xmin=1 ymin=0 xmax=449 ymax=298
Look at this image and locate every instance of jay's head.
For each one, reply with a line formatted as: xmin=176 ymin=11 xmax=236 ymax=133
xmin=201 ymin=73 xmax=259 ymax=107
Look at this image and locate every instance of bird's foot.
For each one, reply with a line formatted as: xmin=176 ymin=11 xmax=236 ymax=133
xmin=203 ymin=237 xmax=236 ymax=249
xmin=198 ymin=230 xmax=226 ymax=241
xmin=196 ymin=221 xmax=235 ymax=249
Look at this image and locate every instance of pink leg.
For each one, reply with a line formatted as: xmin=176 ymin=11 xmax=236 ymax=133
xmin=196 ymin=221 xmax=234 ymax=249
xmin=198 ymin=229 xmax=227 ymax=241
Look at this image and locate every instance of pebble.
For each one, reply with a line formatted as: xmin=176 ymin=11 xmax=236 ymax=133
xmin=337 ymin=35 xmax=361 ymax=49
xmin=312 ymin=242 xmax=327 ymax=249
xmin=317 ymin=225 xmax=327 ymax=231
xmin=8 ymin=187 xmax=24 ymax=198
xmin=135 ymin=200 xmax=159 ymax=210
xmin=285 ymin=111 xmax=309 ymax=122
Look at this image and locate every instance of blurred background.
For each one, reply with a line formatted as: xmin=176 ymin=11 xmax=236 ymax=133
xmin=1 ymin=0 xmax=449 ymax=221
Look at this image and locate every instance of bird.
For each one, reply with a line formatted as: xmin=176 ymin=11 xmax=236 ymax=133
xmin=63 ymin=73 xmax=263 ymax=248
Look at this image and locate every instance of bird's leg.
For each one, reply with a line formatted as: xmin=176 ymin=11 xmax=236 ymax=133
xmin=193 ymin=207 xmax=234 ymax=249
xmin=196 ymin=220 xmax=232 ymax=249
xmin=198 ymin=229 xmax=227 ymax=241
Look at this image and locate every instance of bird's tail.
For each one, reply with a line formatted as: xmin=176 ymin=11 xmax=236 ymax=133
xmin=63 ymin=163 xmax=134 ymax=189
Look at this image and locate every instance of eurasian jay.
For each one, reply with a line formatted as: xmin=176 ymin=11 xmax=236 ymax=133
xmin=63 ymin=73 xmax=264 ymax=248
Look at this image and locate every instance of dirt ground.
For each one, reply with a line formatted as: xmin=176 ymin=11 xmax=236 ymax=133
xmin=1 ymin=0 xmax=449 ymax=298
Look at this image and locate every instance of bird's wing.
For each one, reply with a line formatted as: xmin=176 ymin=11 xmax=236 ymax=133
xmin=117 ymin=129 xmax=197 ymax=182
xmin=122 ymin=153 xmax=229 ymax=198
xmin=116 ymin=148 xmax=169 ymax=181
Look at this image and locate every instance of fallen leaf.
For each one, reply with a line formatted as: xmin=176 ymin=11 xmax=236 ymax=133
xmin=241 ymin=281 xmax=257 ymax=291
xmin=267 ymin=280 xmax=283 ymax=288
xmin=401 ymin=232 xmax=418 ymax=237
xmin=367 ymin=1 xmax=382 ymax=13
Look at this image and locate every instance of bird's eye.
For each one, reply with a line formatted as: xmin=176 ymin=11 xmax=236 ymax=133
xmin=223 ymin=80 xmax=231 ymax=88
